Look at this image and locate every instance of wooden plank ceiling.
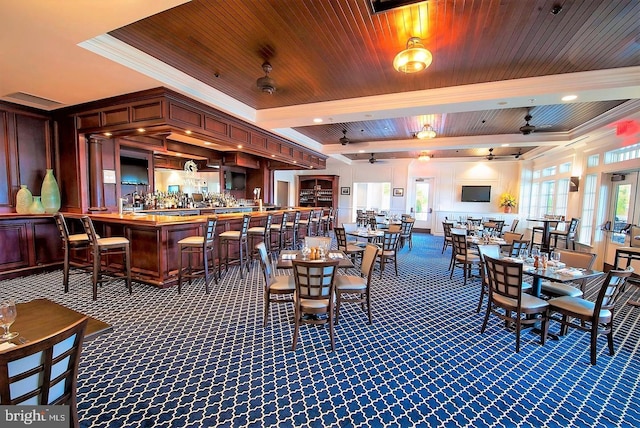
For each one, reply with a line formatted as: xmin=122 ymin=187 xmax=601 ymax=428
xmin=110 ymin=0 xmax=640 ymax=160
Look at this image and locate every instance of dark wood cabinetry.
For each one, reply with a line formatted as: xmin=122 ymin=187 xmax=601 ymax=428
xmin=297 ymin=175 xmax=339 ymax=208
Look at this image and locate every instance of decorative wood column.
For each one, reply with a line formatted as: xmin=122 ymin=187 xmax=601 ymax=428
xmin=87 ymin=136 xmax=108 ymax=212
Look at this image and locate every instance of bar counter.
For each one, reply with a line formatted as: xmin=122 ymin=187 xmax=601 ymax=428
xmin=0 ymin=208 xmax=313 ymax=287
xmin=65 ymin=208 xmax=312 ymax=288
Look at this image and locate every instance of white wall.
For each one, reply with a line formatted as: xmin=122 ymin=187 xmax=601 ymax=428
xmin=277 ymin=157 xmax=522 ymax=233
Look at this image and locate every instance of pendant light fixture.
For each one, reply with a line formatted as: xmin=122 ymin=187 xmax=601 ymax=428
xmin=416 ymin=124 xmax=436 ymax=139
xmin=418 ymin=152 xmax=431 ymax=161
xmin=393 ymin=37 xmax=432 ymax=73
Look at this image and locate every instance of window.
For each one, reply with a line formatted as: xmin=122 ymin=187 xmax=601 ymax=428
xmin=579 ymin=174 xmax=597 ymax=245
xmin=605 ymin=142 xmax=640 ymax=164
xmin=537 ymin=180 xmax=555 ymax=216
xmin=556 ymin=178 xmax=569 ymax=216
xmin=587 ymin=154 xmax=599 ymax=168
xmin=542 ymin=166 xmax=557 ymax=177
xmin=559 ymin=162 xmax=572 ymax=174
xmin=353 ymin=182 xmax=391 ymax=214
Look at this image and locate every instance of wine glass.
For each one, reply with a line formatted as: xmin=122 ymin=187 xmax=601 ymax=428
xmin=518 ymin=248 xmax=529 ymax=261
xmin=531 ymin=246 xmax=540 ymax=258
xmin=0 ymin=299 xmax=18 ymax=341
xmin=551 ymin=250 xmax=561 ymax=268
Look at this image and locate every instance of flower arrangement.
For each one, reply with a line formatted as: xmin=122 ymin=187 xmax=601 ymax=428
xmin=499 ymin=193 xmax=517 ymax=208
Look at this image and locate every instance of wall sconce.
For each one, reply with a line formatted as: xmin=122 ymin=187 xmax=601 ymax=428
xmin=570 ymin=176 xmax=580 ymax=192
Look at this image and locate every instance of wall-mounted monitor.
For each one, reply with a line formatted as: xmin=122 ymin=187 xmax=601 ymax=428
xmin=461 ymin=185 xmax=491 ymax=202
xmin=224 ymin=171 xmax=246 ymax=190
xmin=120 ymin=156 xmax=149 ymax=185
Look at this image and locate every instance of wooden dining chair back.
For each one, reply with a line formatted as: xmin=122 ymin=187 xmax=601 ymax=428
xmin=335 ymin=243 xmax=379 ymax=325
xmin=481 ymin=255 xmax=550 ymax=353
xmin=54 ymin=212 xmax=92 ymax=293
xmin=442 ymin=222 xmax=454 ymax=254
xmin=177 ymin=216 xmax=218 ymax=294
xmin=291 ymin=259 xmax=339 ymax=351
xmin=548 ymin=268 xmax=634 ymax=365
xmin=256 ymin=242 xmax=295 ymax=327
xmin=509 ymin=219 xmax=519 ymax=233
xmin=509 ymin=239 xmax=530 ymax=257
xmin=399 ymin=217 xmax=415 ymax=250
xmin=540 ymin=249 xmax=596 ymax=297
xmin=80 ymin=215 xmax=132 ymax=300
xmin=476 ymin=244 xmax=501 ymax=313
xmin=503 ymin=231 xmax=524 ymax=244
xmin=450 ymin=232 xmax=481 ymax=285
xmin=551 ymin=217 xmax=580 ymax=249
xmin=333 ymin=227 xmax=363 ymax=264
xmin=0 ymin=317 xmax=89 ymax=428
xmin=377 ymin=231 xmax=400 ymax=278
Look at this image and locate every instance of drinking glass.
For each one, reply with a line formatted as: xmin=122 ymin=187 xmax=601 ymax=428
xmin=518 ymin=248 xmax=529 ymax=261
xmin=301 ymin=245 xmax=311 ymax=261
xmin=0 ymin=299 xmax=18 ymax=341
xmin=551 ymin=250 xmax=561 ymax=267
xmin=531 ymin=246 xmax=540 ymax=258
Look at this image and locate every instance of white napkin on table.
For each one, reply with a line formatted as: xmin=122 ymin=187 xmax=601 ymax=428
xmin=281 ymin=253 xmax=297 ymax=260
xmin=556 ymin=268 xmax=583 ymax=276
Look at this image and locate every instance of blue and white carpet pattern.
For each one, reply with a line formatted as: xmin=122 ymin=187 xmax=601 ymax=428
xmin=2 ymin=233 xmax=639 ymax=427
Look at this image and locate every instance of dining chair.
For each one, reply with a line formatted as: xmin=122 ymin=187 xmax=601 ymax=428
xmin=0 ymin=317 xmax=88 ymax=428
xmin=540 ymin=249 xmax=596 ymax=297
xmin=508 ymin=219 xmax=519 ymax=234
xmin=290 ymin=259 xmax=339 ymax=351
xmin=550 ymin=217 xmax=580 ymax=250
xmin=335 ymin=243 xmax=379 ymax=325
xmin=334 ymin=226 xmax=364 ymax=266
xmin=399 ymin=217 xmax=415 ymax=250
xmin=342 ymin=222 xmax=365 ymax=247
xmin=177 ymin=216 xmax=218 ymax=294
xmin=450 ymin=232 xmax=482 ymax=286
xmin=509 ymin=239 xmax=530 ymax=257
xmin=53 ymin=212 xmax=93 ymax=293
xmin=80 ymin=216 xmax=132 ymax=301
xmin=548 ymin=267 xmax=634 ymax=365
xmin=501 ymin=231 xmax=524 ymax=255
xmin=442 ymin=222 xmax=454 ymax=254
xmin=256 ymin=242 xmax=295 ymax=327
xmin=477 ymin=245 xmax=533 ymax=313
xmin=376 ymin=230 xmax=401 ymax=278
xmin=481 ymin=255 xmax=550 ymax=353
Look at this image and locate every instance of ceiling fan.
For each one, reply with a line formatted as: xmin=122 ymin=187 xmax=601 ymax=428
xmin=339 ymin=130 xmax=350 ymax=146
xmin=256 ymin=61 xmax=277 ymax=94
xmin=519 ymin=108 xmax=536 ymax=135
xmin=485 ymin=147 xmax=524 ymax=160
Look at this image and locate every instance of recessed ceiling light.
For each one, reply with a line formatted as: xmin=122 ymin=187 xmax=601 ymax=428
xmin=104 ymin=132 xmax=112 ymax=137
xmin=313 ymin=118 xmax=323 ymax=123
xmin=501 ymin=143 xmax=510 ymax=147
xmin=204 ymin=142 xmax=212 ymax=145
xmin=237 ymin=145 xmax=243 ymax=149
xmin=497 ymin=101 xmax=508 ymax=106
xmin=185 ymin=130 xmax=192 ymax=135
xmin=562 ymin=95 xmax=578 ymax=101
xmin=137 ymin=128 xmax=145 ymax=133
xmin=358 ymin=150 xmax=365 ymax=153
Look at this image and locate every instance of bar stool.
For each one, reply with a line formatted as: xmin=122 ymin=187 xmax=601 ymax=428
xmin=80 ymin=216 xmax=132 ymax=301
xmin=247 ymin=213 xmax=273 ymax=261
xmin=177 ymin=216 xmax=218 ymax=294
xmin=53 ymin=212 xmax=92 ymax=293
xmin=319 ymin=207 xmax=333 ymax=236
xmin=270 ymin=212 xmax=288 ymax=254
xmin=219 ymin=214 xmax=251 ymax=278
xmin=285 ymin=210 xmax=302 ymax=249
xmin=298 ymin=210 xmax=313 ymax=240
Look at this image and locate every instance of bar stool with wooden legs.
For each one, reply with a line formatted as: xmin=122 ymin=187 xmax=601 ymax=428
xmin=53 ymin=212 xmax=93 ymax=293
xmin=219 ymin=214 xmax=251 ymax=279
xmin=298 ymin=210 xmax=313 ymax=240
xmin=247 ymin=213 xmax=273 ymax=262
xmin=177 ymin=216 xmax=218 ymax=294
xmin=284 ymin=210 xmax=302 ymax=249
xmin=269 ymin=212 xmax=288 ymax=255
xmin=80 ymin=216 xmax=132 ymax=301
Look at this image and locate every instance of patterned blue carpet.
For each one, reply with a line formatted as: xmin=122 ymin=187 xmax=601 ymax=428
xmin=2 ymin=233 xmax=639 ymax=427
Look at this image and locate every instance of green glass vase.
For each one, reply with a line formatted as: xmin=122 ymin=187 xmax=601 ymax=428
xmin=16 ymin=184 xmax=33 ymax=214
xmin=41 ymin=169 xmax=61 ymax=213
xmin=29 ymin=196 xmax=45 ymax=214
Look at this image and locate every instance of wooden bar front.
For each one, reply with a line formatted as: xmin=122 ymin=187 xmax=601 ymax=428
xmin=67 ymin=208 xmax=311 ymax=288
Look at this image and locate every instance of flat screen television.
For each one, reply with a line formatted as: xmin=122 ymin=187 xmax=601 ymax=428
xmin=120 ymin=156 xmax=149 ymax=185
xmin=225 ymin=171 xmax=246 ymax=191
xmin=461 ymin=185 xmax=491 ymax=202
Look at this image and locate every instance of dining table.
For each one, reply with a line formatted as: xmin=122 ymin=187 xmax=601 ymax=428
xmin=345 ymin=229 xmax=385 ymax=243
xmin=501 ymin=256 xmax=604 ymax=298
xmin=276 ymin=250 xmax=355 ymax=270
xmin=4 ymin=298 xmax=113 ymax=346
xmin=527 ymin=217 xmax=566 ymax=253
